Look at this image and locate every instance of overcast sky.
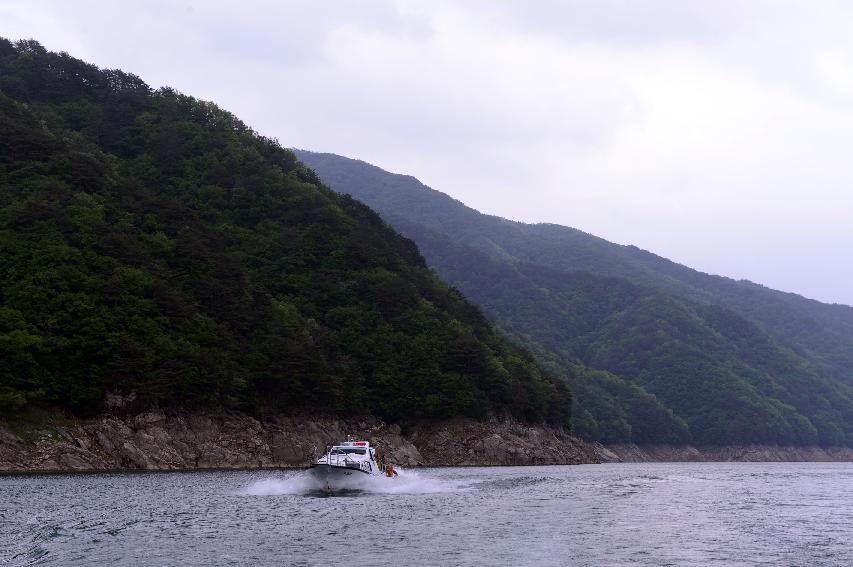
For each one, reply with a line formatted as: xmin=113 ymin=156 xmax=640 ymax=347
xmin=3 ymin=1 xmax=853 ymax=305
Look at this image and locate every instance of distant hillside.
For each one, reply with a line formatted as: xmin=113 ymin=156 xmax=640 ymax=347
xmin=0 ymin=39 xmax=572 ymax=428
xmin=296 ymin=149 xmax=853 ymax=446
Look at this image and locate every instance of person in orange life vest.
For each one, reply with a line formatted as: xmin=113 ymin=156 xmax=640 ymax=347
xmin=386 ymin=463 xmax=398 ymax=477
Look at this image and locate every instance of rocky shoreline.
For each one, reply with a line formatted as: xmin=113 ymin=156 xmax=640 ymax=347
xmin=595 ymin=443 xmax=853 ymax=462
xmin=0 ymin=410 xmax=600 ymax=473
xmin=4 ymin=410 xmax=853 ymax=473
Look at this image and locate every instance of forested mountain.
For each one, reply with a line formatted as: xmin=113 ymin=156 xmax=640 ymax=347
xmin=0 ymin=39 xmax=573 ymax=427
xmin=296 ymin=150 xmax=853 ymax=446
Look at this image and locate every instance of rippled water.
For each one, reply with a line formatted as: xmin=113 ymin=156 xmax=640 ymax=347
xmin=2 ymin=463 xmax=852 ymax=566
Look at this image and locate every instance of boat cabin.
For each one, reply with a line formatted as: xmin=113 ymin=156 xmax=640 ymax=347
xmin=329 ymin=441 xmax=375 ymax=459
xmin=312 ymin=440 xmax=380 ymax=474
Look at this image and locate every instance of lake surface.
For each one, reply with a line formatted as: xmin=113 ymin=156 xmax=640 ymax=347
xmin=2 ymin=462 xmax=852 ymax=566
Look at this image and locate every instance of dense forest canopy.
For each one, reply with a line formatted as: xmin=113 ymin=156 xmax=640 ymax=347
xmin=0 ymin=39 xmax=572 ymax=427
xmin=296 ymin=150 xmax=853 ymax=447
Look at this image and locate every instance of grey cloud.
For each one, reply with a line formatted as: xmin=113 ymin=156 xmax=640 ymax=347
xmin=2 ymin=1 xmax=852 ymax=305
xmin=466 ymin=0 xmax=750 ymax=44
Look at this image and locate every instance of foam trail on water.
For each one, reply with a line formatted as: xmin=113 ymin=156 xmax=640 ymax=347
xmin=360 ymin=468 xmax=463 ymax=494
xmin=241 ymin=468 xmax=464 ymax=496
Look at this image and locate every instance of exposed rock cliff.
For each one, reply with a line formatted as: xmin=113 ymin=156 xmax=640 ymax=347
xmin=10 ymin=410 xmax=848 ymax=472
xmin=596 ymin=443 xmax=853 ymax=462
xmin=0 ymin=411 xmax=599 ymax=473
xmin=408 ymin=417 xmax=599 ymax=466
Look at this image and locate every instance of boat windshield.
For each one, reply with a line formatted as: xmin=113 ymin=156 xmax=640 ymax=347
xmin=330 ymin=448 xmax=366 ymax=455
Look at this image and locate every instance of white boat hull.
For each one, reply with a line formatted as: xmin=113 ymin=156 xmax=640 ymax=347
xmin=308 ymin=440 xmax=395 ymax=493
xmin=308 ymin=464 xmax=380 ymax=492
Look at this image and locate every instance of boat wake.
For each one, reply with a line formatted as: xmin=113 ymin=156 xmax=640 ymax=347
xmin=241 ymin=468 xmax=461 ymax=496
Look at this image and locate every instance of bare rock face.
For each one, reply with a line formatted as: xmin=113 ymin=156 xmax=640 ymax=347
xmin=0 ymin=411 xmax=598 ymax=472
xmin=407 ymin=417 xmax=600 ymax=466
xmin=8 ymin=412 xmax=851 ymax=472
xmin=596 ymin=443 xmax=853 ymax=462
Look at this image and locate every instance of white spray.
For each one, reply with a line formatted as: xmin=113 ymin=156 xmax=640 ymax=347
xmin=241 ymin=468 xmax=464 ymax=496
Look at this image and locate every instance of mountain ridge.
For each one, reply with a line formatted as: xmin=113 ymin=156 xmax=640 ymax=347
xmin=0 ymin=38 xmax=572 ymax=429
xmin=295 ymin=149 xmax=853 ymax=446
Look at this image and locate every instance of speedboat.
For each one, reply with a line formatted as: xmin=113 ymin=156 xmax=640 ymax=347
xmin=308 ymin=440 xmax=392 ymax=493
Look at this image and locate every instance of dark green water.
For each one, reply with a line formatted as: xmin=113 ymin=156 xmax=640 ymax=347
xmin=2 ymin=463 xmax=852 ymax=566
